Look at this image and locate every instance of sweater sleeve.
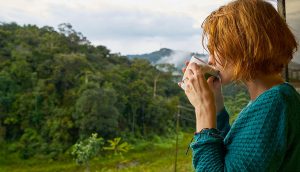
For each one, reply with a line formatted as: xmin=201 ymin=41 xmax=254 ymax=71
xmin=216 ymin=107 xmax=230 ymax=138
xmin=191 ymin=130 xmax=225 ymax=171
xmin=190 ymin=91 xmax=287 ymax=171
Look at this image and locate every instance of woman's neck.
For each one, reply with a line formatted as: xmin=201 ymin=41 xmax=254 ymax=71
xmin=244 ymin=74 xmax=285 ymax=101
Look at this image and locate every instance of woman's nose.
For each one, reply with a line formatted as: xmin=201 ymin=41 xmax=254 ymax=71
xmin=208 ymin=56 xmax=215 ymax=66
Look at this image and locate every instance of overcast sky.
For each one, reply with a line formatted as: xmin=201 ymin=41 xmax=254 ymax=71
xmin=286 ymin=0 xmax=300 ymax=63
xmin=0 ymin=0 xmax=298 ymax=59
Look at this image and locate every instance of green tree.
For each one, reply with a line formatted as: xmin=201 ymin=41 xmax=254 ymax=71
xmin=103 ymin=137 xmax=132 ymax=157
xmin=71 ymin=133 xmax=104 ymax=172
xmin=74 ymin=85 xmax=120 ymax=139
xmin=0 ymin=22 xmax=185 ymax=159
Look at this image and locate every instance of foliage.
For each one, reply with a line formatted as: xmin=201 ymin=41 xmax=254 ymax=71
xmin=0 ymin=22 xmax=250 ymax=161
xmin=0 ymin=132 xmax=194 ymax=172
xmin=223 ymin=86 xmax=250 ymax=124
xmin=71 ymin=133 xmax=104 ymax=171
xmin=0 ymin=22 xmax=189 ymax=159
xmin=103 ymin=137 xmax=132 ymax=156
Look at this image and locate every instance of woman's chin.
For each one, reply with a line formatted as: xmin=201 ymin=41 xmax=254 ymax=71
xmin=219 ymin=76 xmax=232 ymax=85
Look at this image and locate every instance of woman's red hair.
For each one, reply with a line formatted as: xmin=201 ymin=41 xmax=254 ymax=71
xmin=202 ymin=0 xmax=298 ymax=81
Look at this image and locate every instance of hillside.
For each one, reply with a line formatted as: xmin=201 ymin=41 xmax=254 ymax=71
xmin=0 ymin=23 xmax=250 ymax=171
xmin=0 ymin=22 xmax=191 ymax=160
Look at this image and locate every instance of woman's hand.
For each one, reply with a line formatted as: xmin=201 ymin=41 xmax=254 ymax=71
xmin=179 ymin=61 xmax=224 ymax=113
xmin=184 ymin=62 xmax=216 ymax=110
xmin=206 ymin=74 xmax=225 ymax=114
xmin=178 ymin=61 xmax=224 ymax=131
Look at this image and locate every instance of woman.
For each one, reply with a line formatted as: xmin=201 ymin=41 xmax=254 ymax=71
xmin=179 ymin=0 xmax=300 ymax=171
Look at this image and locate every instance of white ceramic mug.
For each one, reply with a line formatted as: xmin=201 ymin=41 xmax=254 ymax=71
xmin=180 ymin=55 xmax=219 ymax=90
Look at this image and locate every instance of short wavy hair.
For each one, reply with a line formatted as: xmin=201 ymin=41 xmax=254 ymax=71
xmin=202 ymin=0 xmax=298 ymax=81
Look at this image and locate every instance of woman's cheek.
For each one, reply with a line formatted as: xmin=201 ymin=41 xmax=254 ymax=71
xmin=219 ymin=72 xmax=231 ymax=85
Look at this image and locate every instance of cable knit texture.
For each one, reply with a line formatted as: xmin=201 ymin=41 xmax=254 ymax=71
xmin=190 ymin=82 xmax=300 ymax=171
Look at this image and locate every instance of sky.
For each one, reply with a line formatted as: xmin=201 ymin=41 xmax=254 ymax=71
xmin=286 ymin=0 xmax=300 ymax=63
xmin=0 ymin=0 xmax=298 ymax=60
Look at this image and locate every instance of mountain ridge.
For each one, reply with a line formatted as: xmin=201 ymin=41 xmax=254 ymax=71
xmin=126 ymin=48 xmax=208 ymax=69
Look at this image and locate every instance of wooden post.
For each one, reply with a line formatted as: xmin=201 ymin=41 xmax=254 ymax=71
xmin=277 ymin=0 xmax=289 ymax=82
xmin=174 ymin=106 xmax=180 ymax=172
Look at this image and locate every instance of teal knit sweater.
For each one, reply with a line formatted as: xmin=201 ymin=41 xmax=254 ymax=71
xmin=191 ymin=82 xmax=300 ymax=171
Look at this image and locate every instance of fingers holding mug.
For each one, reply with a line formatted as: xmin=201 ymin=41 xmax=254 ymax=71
xmin=182 ymin=61 xmax=190 ymax=73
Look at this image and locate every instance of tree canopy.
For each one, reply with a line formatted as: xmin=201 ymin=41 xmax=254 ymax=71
xmin=0 ymin=22 xmax=189 ymax=159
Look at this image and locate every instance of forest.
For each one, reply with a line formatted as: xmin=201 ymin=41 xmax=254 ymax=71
xmin=0 ymin=22 xmax=249 ymax=171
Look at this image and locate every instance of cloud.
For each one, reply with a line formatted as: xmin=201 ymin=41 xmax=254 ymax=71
xmin=157 ymin=50 xmax=191 ymax=68
xmin=0 ymin=0 xmax=229 ymax=55
xmin=93 ymin=34 xmax=203 ymax=55
xmin=0 ymin=0 xmax=299 ymax=57
xmin=59 ymin=9 xmax=200 ymax=39
xmin=42 ymin=1 xmax=205 ymax=54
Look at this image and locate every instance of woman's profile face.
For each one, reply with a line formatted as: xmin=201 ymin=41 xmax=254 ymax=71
xmin=208 ymin=53 xmax=233 ymax=85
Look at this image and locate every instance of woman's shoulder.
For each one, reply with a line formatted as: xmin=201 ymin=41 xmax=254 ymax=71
xmin=229 ymin=83 xmax=298 ymax=134
xmin=245 ymin=82 xmax=300 ymax=114
xmin=252 ymin=82 xmax=299 ymax=105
